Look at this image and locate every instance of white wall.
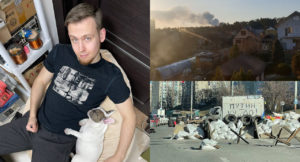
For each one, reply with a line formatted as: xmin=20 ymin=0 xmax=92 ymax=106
xmin=40 ymin=0 xmax=59 ymax=45
xmin=277 ymin=15 xmax=300 ymax=50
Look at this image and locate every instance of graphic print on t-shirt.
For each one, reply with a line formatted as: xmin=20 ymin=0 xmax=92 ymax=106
xmin=53 ymin=66 xmax=95 ymax=105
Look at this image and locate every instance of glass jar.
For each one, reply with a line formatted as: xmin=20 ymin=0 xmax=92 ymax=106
xmin=27 ymin=30 xmax=43 ymax=50
xmin=7 ymin=43 xmax=27 ymax=65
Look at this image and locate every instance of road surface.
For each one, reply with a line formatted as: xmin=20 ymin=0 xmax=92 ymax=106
xmin=150 ymin=125 xmax=300 ymax=162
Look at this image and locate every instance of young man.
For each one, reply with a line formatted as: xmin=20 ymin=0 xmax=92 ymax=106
xmin=0 ymin=3 xmax=136 ymax=162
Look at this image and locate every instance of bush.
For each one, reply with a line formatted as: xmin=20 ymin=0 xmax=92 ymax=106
xmin=212 ymin=66 xmax=224 ymax=80
xmin=230 ymin=68 xmax=255 ymax=80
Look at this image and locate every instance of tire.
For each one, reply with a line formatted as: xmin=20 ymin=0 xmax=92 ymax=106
xmin=241 ymin=115 xmax=252 ymax=126
xmin=224 ymin=114 xmax=237 ymax=124
xmin=205 ymin=116 xmax=216 ymax=123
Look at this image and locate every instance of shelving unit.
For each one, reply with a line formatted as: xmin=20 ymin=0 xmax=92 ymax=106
xmin=0 ymin=0 xmax=53 ymax=97
xmin=0 ymin=99 xmax=25 ymax=126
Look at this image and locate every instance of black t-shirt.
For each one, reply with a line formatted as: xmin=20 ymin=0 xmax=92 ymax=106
xmin=38 ymin=44 xmax=130 ymax=134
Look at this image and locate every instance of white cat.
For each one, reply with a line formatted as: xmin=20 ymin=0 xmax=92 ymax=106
xmin=64 ymin=107 xmax=115 ymax=162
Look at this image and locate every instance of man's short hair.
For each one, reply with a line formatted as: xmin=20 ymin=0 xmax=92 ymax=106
xmin=64 ymin=3 xmax=102 ymax=30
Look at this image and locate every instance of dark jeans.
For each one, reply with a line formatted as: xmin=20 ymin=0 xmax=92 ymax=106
xmin=0 ymin=112 xmax=76 ymax=162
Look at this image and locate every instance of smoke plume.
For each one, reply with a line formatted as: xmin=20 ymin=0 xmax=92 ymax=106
xmin=151 ymin=6 xmax=219 ymax=28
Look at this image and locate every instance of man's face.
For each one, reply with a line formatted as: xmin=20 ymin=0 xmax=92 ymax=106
xmin=68 ymin=17 xmax=106 ymax=65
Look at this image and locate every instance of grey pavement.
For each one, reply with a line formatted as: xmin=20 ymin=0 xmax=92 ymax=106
xmin=150 ymin=125 xmax=300 ymax=162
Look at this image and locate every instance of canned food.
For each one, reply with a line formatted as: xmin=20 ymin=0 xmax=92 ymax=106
xmin=7 ymin=43 xmax=27 ymax=65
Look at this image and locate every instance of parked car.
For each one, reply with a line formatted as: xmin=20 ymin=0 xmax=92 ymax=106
xmin=149 ymin=119 xmax=156 ymax=133
xmin=150 ymin=114 xmax=160 ymax=126
xmin=159 ymin=115 xmax=169 ymax=125
xmin=149 ymin=114 xmax=158 ymax=133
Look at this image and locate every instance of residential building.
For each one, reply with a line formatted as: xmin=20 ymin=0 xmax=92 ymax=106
xmin=194 ymin=81 xmax=209 ymax=90
xmin=159 ymin=81 xmax=167 ymax=108
xmin=261 ymin=27 xmax=277 ymax=51
xmin=233 ymin=27 xmax=263 ymax=54
xmin=181 ymin=81 xmax=195 ymax=110
xmin=209 ymin=81 xmax=230 ymax=89
xmin=150 ymin=81 xmax=160 ymax=111
xmin=277 ymin=11 xmax=300 ymax=50
xmin=173 ymin=81 xmax=182 ymax=107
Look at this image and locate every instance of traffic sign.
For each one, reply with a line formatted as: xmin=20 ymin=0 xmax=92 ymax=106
xmin=294 ymin=99 xmax=298 ymax=105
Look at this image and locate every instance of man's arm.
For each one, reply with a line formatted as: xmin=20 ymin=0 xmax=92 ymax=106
xmin=105 ymin=97 xmax=136 ymax=162
xmin=26 ymin=67 xmax=53 ymax=133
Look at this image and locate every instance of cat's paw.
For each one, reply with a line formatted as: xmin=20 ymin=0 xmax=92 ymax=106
xmin=64 ymin=128 xmax=72 ymax=135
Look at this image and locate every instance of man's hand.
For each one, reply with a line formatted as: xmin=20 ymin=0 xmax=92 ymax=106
xmin=26 ymin=116 xmax=38 ymax=133
xmin=104 ymin=155 xmax=123 ymax=162
xmin=27 ymin=67 xmax=53 ymax=133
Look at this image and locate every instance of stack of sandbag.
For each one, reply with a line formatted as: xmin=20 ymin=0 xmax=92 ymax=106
xmin=175 ymin=124 xmax=205 ymax=140
xmin=210 ymin=119 xmax=244 ymax=141
xmin=284 ymin=111 xmax=300 ymax=120
xmin=256 ymin=112 xmax=300 ymax=135
xmin=176 ymin=131 xmax=190 ymax=140
xmin=283 ymin=112 xmax=300 ymax=132
xmin=200 ymin=139 xmax=218 ymax=150
xmin=257 ymin=120 xmax=273 ymax=135
xmin=186 ymin=124 xmax=205 ymax=139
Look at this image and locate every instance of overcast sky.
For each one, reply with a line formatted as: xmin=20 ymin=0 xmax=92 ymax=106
xmin=151 ymin=0 xmax=300 ymax=28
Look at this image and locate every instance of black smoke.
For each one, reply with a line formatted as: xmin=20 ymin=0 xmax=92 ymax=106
xmin=151 ymin=6 xmax=219 ymax=28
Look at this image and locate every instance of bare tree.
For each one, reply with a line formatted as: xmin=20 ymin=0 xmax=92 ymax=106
xmin=194 ymin=89 xmax=213 ymax=105
xmin=213 ymin=82 xmax=231 ymax=105
xmin=194 ymin=89 xmax=203 ymax=106
xmin=232 ymin=82 xmax=247 ymax=96
xmin=164 ymin=84 xmax=176 ymax=110
xmin=261 ymin=81 xmax=293 ymax=112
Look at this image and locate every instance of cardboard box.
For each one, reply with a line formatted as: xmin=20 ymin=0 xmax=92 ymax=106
xmin=0 ymin=9 xmax=11 ymax=43
xmin=21 ymin=0 xmax=36 ymax=20
xmin=2 ymin=3 xmax=21 ymax=32
xmin=0 ymin=26 xmax=11 ymax=43
xmin=2 ymin=0 xmax=36 ymax=33
xmin=23 ymin=61 xmax=43 ymax=87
